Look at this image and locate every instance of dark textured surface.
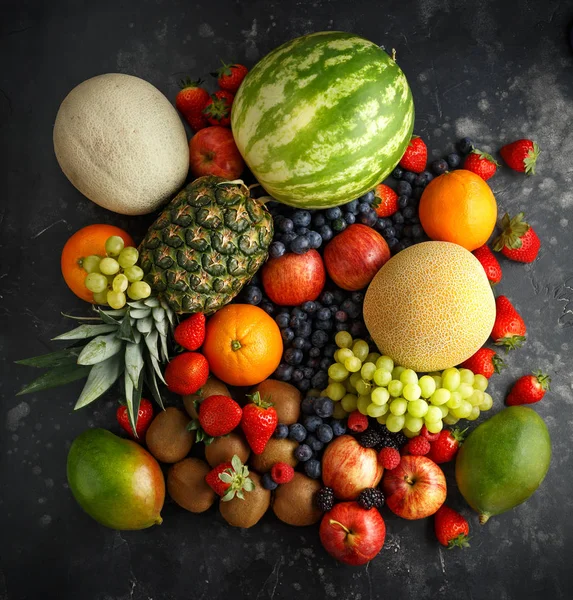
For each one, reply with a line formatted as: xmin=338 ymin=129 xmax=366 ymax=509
xmin=2 ymin=1 xmax=573 ymax=599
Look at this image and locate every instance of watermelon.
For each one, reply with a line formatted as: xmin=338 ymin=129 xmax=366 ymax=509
xmin=231 ymin=31 xmax=415 ymax=208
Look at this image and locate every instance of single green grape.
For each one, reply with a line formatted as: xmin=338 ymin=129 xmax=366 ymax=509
xmin=480 ymin=392 xmax=493 ymax=411
xmin=357 ymin=395 xmax=371 ymax=415
xmin=376 ymin=355 xmax=394 ymax=372
xmin=467 ymin=406 xmax=481 ymax=421
xmin=438 ymin=405 xmax=449 ymax=418
xmin=123 ymin=265 xmax=144 ymax=282
xmin=386 ymin=414 xmax=405 ymax=433
xmin=373 ymin=368 xmax=392 ymax=387
xmin=333 ymin=350 xmax=340 ymax=363
xmin=107 ymin=290 xmax=126 ymax=309
xmin=352 ymin=340 xmax=370 ymax=362
xmin=389 ymin=398 xmax=407 ymax=416
xmin=418 ymin=375 xmax=436 ymax=398
xmin=367 ymin=403 xmax=388 ymax=418
xmin=377 ymin=413 xmax=388 ymax=425
xmin=326 ymin=382 xmax=346 ymax=401
xmin=388 ymin=380 xmax=404 ymax=398
xmin=337 ymin=348 xmax=354 ymax=363
xmin=371 ymin=387 xmax=390 ymax=406
xmin=333 ymin=402 xmax=348 ymax=419
xmin=451 ymin=400 xmax=472 ymax=419
xmin=443 ymin=414 xmax=460 ymax=426
xmin=82 ymin=255 xmax=102 ymax=274
xmin=442 ymin=368 xmax=461 ymax=392
xmin=446 ymin=391 xmax=462 ymax=409
xmin=404 ymin=414 xmax=424 ymax=433
xmin=92 ymin=290 xmax=109 ymax=305
xmin=129 ymin=281 xmax=151 ymax=299
xmin=341 ymin=393 xmax=358 ymax=412
xmin=85 ymin=272 xmax=108 ymax=293
xmin=459 ymin=368 xmax=475 ymax=386
xmin=344 ymin=356 xmax=362 ymax=373
xmin=335 ymin=331 xmax=353 ymax=349
xmin=473 ymin=374 xmax=489 ymax=392
xmin=431 ymin=375 xmax=442 ymax=389
xmin=430 ymin=388 xmax=451 ymax=406
xmin=399 ymin=369 xmax=418 ymax=385
xmin=365 ymin=352 xmax=381 ymax=364
xmin=117 ymin=246 xmax=139 ymax=268
xmin=425 ymin=405 xmax=442 ymax=423
xmin=105 ymin=235 xmax=125 ymax=257
xmin=425 ymin=419 xmax=443 ymax=434
xmin=407 ymin=399 xmax=429 ymax=418
xmin=112 ymin=273 xmax=129 ymax=293
xmin=458 ymin=383 xmax=474 ymax=399
xmin=360 ymin=362 xmax=377 ymax=381
xmin=355 ymin=379 xmax=371 ymax=396
xmin=100 ymin=257 xmax=120 ymax=276
xmin=344 ymin=378 xmax=356 ymax=393
xmin=403 ymin=427 xmax=420 ymax=439
xmin=328 ymin=363 xmax=349 ymax=382
xmin=391 ymin=365 xmax=406 ymax=380
xmin=349 ymin=372 xmax=362 ymax=388
xmin=403 ymin=383 xmax=422 ymax=401
xmin=469 ymin=390 xmax=485 ymax=406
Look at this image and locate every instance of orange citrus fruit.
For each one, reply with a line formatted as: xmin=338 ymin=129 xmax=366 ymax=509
xmin=61 ymin=224 xmax=134 ymax=302
xmin=202 ymin=304 xmax=283 ymax=387
xmin=418 ymin=169 xmax=497 ymax=251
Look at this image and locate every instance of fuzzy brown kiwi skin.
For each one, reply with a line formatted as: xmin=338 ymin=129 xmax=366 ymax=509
xmin=167 ymin=458 xmax=215 ymax=513
xmin=272 ymin=473 xmax=322 ymax=526
xmin=183 ymin=376 xmax=231 ymax=419
xmin=219 ymin=472 xmax=271 ymax=528
xmin=145 ymin=407 xmax=194 ymax=463
xmin=249 ymin=438 xmax=298 ymax=473
xmin=205 ymin=431 xmax=251 ymax=467
xmin=251 ymin=379 xmax=301 ymax=425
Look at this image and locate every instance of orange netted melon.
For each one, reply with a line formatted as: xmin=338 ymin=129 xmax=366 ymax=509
xmin=363 ymin=241 xmax=495 ymax=372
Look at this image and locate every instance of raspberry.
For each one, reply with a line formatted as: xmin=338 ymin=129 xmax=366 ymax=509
xmin=315 ymin=487 xmax=335 ymax=512
xmin=358 ymin=427 xmax=381 ymax=448
xmin=270 ymin=462 xmax=295 ymax=484
xmin=347 ymin=410 xmax=368 ymax=433
xmin=405 ymin=436 xmax=431 ymax=456
xmin=357 ymin=488 xmax=385 ymax=510
xmin=378 ymin=447 xmax=401 ymax=470
xmin=421 ymin=424 xmax=440 ymax=442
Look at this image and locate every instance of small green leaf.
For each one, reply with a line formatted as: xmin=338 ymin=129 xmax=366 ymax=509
xmin=144 ymin=330 xmax=160 ymax=361
xmin=17 ymin=364 xmax=91 ymax=395
xmin=97 ymin=309 xmax=123 ymax=325
xmin=219 ymin=472 xmax=234 ymax=484
xmin=127 ymin=300 xmax=149 ymax=310
xmin=125 ymin=342 xmax=144 ymax=388
xmin=74 ymin=354 xmax=123 ymax=409
xmin=77 ymin=333 xmax=124 ymax=366
xmin=236 ymin=490 xmax=245 ymax=500
xmin=52 ymin=324 xmax=117 ymax=341
xmin=15 ymin=347 xmax=82 ymax=368
xmin=130 ymin=308 xmax=152 ymax=319
xmin=143 ymin=297 xmax=160 ymax=308
xmin=152 ymin=307 xmax=165 ymax=322
xmin=187 ymin=420 xmax=199 ymax=431
xmin=136 ymin=317 xmax=153 ymax=334
xmin=117 ymin=314 xmax=137 ymax=343
xmin=221 ymin=488 xmax=236 ymax=502
xmin=231 ymin=454 xmax=242 ymax=473
xmin=244 ymin=477 xmax=255 ymax=492
xmin=126 ymin=371 xmax=143 ymax=437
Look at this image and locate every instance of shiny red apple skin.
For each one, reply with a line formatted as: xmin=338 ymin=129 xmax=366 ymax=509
xmin=261 ymin=249 xmax=326 ymax=306
xmin=382 ymin=455 xmax=447 ymax=520
xmin=323 ymin=224 xmax=391 ymax=291
xmin=189 ymin=126 xmax=244 ymax=179
xmin=320 ymin=501 xmax=386 ymax=566
xmin=322 ymin=435 xmax=383 ymax=500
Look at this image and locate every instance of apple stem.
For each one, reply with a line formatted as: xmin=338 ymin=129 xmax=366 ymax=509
xmin=404 ymin=475 xmax=415 ymax=486
xmin=329 ymin=519 xmax=351 ymax=535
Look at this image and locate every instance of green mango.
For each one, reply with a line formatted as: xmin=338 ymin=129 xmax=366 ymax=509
xmin=67 ymin=428 xmax=165 ymax=530
xmin=455 ymin=406 xmax=551 ymax=524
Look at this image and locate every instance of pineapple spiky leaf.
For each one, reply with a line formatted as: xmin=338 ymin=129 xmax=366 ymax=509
xmin=74 ymin=354 xmax=124 ymax=409
xmin=52 ymin=323 xmax=117 ymax=341
xmin=16 ymin=363 xmax=91 ymax=395
xmin=77 ymin=333 xmax=123 ymax=366
xmin=15 ymin=347 xmax=81 ymax=369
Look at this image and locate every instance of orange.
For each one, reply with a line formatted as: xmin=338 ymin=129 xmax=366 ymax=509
xmin=418 ymin=169 xmax=497 ymax=251
xmin=61 ymin=224 xmax=134 ymax=302
xmin=202 ymin=304 xmax=283 ymax=387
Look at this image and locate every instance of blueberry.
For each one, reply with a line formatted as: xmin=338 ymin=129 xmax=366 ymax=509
xmin=275 ymin=363 xmax=293 ymax=381
xmin=446 ymin=153 xmax=461 ymax=169
xmin=295 ymin=321 xmax=313 ymax=338
xmin=285 ymin=348 xmax=303 ymax=365
xmin=394 ymin=223 xmax=404 ymax=236
xmin=358 ymin=202 xmax=371 ymax=214
xmin=331 ymin=420 xmax=347 ymax=437
xmin=349 ymin=321 xmax=366 ymax=337
xmin=303 ymin=366 xmax=315 ymax=379
xmin=351 ymin=291 xmax=364 ymax=304
xmin=304 ymin=459 xmax=322 ymax=479
xmin=311 ymin=370 xmax=329 ymax=389
xmin=335 ymin=322 xmax=349 ymax=332
xmin=313 ymin=213 xmax=326 ymax=227
xmin=403 ymin=206 xmax=416 ymax=220
xmin=317 ymin=307 xmax=332 ymax=321
xmin=408 ymin=195 xmax=419 ymax=207
xmin=278 ymin=218 xmax=294 ymax=233
xmin=303 ymin=415 xmax=324 ymax=433
xmin=292 ymin=210 xmax=312 ymax=227
xmin=392 ymin=166 xmax=404 ymax=179
xmin=306 ymin=357 xmax=320 ymax=370
xmin=403 ymin=225 xmax=413 ymax=238
xmin=341 ymin=299 xmax=360 ymax=319
xmin=345 ymin=199 xmax=359 ymax=214
xmin=317 ymin=424 xmax=334 ymax=443
xmin=281 ymin=231 xmax=297 ymax=245
xmin=291 ymin=368 xmax=305 ymax=383
xmin=457 ymin=137 xmax=474 ymax=155
xmin=332 ymin=218 xmax=347 ymax=232
xmin=262 ymin=472 xmax=279 ymax=490
xmin=374 ymin=219 xmax=386 ymax=233
xmin=309 ymin=346 xmax=321 ymax=358
xmin=269 ymin=241 xmax=286 ymax=259
xmin=334 ymin=310 xmax=348 ymax=323
xmin=402 ymin=171 xmax=416 ymax=184
xmin=288 ymin=423 xmax=307 ymax=442
xmin=308 ymin=230 xmax=322 ymax=249
xmin=384 ymin=226 xmax=396 ymax=239
xmin=275 ymin=312 xmax=290 ymax=329
xmin=431 ymin=159 xmax=449 ymax=175
xmin=281 ymin=328 xmax=295 ymax=344
xmin=242 ymin=285 xmax=262 ymax=305
xmin=398 ymin=195 xmax=409 ymax=209
xmin=320 ymin=357 xmax=331 ymax=371
xmin=397 ymin=180 xmax=412 ymax=197
xmin=314 ymin=397 xmax=334 ymax=418
xmin=319 ymin=225 xmax=334 ymax=242
xmin=294 ymin=443 xmax=313 ymax=462
xmin=273 ymin=423 xmax=289 ymax=439
xmin=328 ymin=305 xmax=339 ymax=316
xmin=332 ymin=289 xmax=345 ymax=304
xmin=412 ymin=224 xmax=424 ymax=238
xmin=260 ymin=301 xmax=275 ymax=315
xmin=292 ymin=336 xmax=306 ymax=349
xmin=301 ymin=396 xmax=315 ymax=415
xmin=295 ymin=227 xmax=309 ymax=236
xmin=298 ymin=378 xmax=311 ymax=392
xmin=410 ymin=214 xmax=421 ymax=224
xmin=323 ymin=344 xmax=336 ymax=358
xmin=325 ymin=207 xmax=342 ymax=220
xmin=291 ymin=235 xmax=310 ymax=254
xmin=311 ymin=329 xmax=329 ymax=348
xmin=359 ymin=190 xmax=376 ymax=204
xmin=412 ymin=186 xmax=424 ymax=200
xmin=392 ymin=212 xmax=405 ymax=224
xmin=320 ymin=291 xmax=334 ymax=306
xmin=314 ymin=319 xmax=333 ymax=331
xmin=301 ymin=300 xmax=317 ymax=314
xmin=357 ymin=211 xmax=377 ymax=227
xmin=306 ymin=434 xmax=324 ymax=453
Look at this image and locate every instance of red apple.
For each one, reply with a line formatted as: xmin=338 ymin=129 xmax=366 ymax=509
xmin=320 ymin=501 xmax=386 ymax=566
xmin=322 ymin=435 xmax=383 ymax=500
xmin=382 ymin=455 xmax=447 ymax=520
xmin=189 ymin=126 xmax=244 ymax=179
xmin=262 ymin=249 xmax=325 ymax=306
xmin=323 ymin=224 xmax=390 ymax=291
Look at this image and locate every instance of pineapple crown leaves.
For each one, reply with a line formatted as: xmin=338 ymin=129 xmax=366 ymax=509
xmin=492 ymin=212 xmax=531 ymax=252
xmin=219 ymin=454 xmax=255 ymax=502
xmin=533 ymin=371 xmax=551 ymax=391
xmin=523 ymin=141 xmax=540 ymax=175
xmin=470 ymin=148 xmax=500 ymax=166
xmin=179 ymin=77 xmax=203 ymax=90
xmin=246 ymin=391 xmax=274 ymax=410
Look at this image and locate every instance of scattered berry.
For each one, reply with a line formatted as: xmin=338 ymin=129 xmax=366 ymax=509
xmin=460 ymin=347 xmax=505 ymax=379
xmin=273 ymin=423 xmax=289 ymax=439
xmin=315 ymin=487 xmax=335 ymax=512
xmin=457 ymin=137 xmax=474 ymax=155
xmin=399 ymin=136 xmax=428 ymax=173
xmin=271 ymin=462 xmax=295 ymax=484
xmin=288 ymin=422 xmax=308 ymax=443
xmin=316 ymin=423 xmax=334 ymax=443
xmin=491 ymin=295 xmax=527 ymax=350
xmin=446 ymin=153 xmax=461 ymax=168
xmin=404 ymin=436 xmax=431 ymax=456
xmin=294 ymin=443 xmax=313 ymax=462
xmin=472 ymin=245 xmax=502 ymax=285
xmin=435 ymin=506 xmax=470 ymax=549
xmin=430 ymin=159 xmax=449 ymax=175
xmin=347 ymin=410 xmax=369 ymax=433
xmin=304 ymin=458 xmax=322 ymax=479
xmin=428 ymin=428 xmax=466 ymax=464
xmin=378 ymin=447 xmax=401 ymax=470
xmin=331 ymin=420 xmax=347 ymax=437
xmin=463 ymin=149 xmax=499 ymax=181
xmin=492 ymin=212 xmax=540 ymax=263
xmin=506 ymin=372 xmax=551 ymax=406
xmin=262 ymin=471 xmax=279 ymax=491
xmin=373 ymin=184 xmax=399 ymax=217
xmin=500 ymin=139 xmax=540 ymax=175
xmin=116 ymin=398 xmax=153 ymax=439
xmin=357 ymin=488 xmax=385 ymax=510
xmin=213 ymin=61 xmax=248 ymax=93
xmin=174 ymin=312 xmax=206 ymax=351
xmin=314 ymin=397 xmax=334 ymax=418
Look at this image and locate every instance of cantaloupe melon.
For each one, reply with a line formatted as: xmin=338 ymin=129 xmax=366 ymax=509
xmin=53 ymin=73 xmax=189 ymax=216
xmin=363 ymin=241 xmax=495 ymax=372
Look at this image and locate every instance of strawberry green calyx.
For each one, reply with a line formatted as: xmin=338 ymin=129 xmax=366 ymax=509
xmin=213 ymin=60 xmax=236 ymax=78
xmin=219 ymin=454 xmax=255 ymax=502
xmin=523 ymin=141 xmax=540 ymax=175
xmin=494 ymin=334 xmax=526 ymax=352
xmin=451 ymin=427 xmax=469 ymax=445
xmin=247 ymin=391 xmax=274 ymax=409
xmin=203 ymin=97 xmax=230 ymax=119
xmin=186 ymin=401 xmax=215 ymax=444
xmin=471 ymin=148 xmax=500 ymax=166
xmin=533 ymin=371 xmax=551 ymax=391
xmin=179 ymin=77 xmax=203 ymax=90
xmin=447 ymin=533 xmax=471 ymax=549
xmin=492 ymin=212 xmax=531 ymax=252
xmin=492 ymin=353 xmax=506 ymax=373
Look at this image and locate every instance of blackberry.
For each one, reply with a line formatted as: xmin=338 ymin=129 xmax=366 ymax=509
xmin=374 ymin=424 xmax=399 ymax=451
xmin=357 ymin=488 xmax=385 ymax=510
xmin=358 ymin=427 xmax=382 ymax=448
xmin=393 ymin=430 xmax=408 ymax=448
xmin=315 ymin=487 xmax=335 ymax=512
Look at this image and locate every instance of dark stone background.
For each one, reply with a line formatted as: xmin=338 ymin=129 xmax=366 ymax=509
xmin=1 ymin=1 xmax=573 ymax=598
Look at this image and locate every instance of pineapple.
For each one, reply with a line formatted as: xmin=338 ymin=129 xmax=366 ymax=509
xmin=139 ymin=176 xmax=274 ymax=314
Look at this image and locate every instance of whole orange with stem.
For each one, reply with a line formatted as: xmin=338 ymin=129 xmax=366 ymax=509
xmin=202 ymin=304 xmax=283 ymax=387
xmin=61 ymin=224 xmax=134 ymax=302
xmin=418 ymin=169 xmax=497 ymax=251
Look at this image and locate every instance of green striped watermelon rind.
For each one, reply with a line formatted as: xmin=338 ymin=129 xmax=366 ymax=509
xmin=232 ymin=31 xmax=415 ymax=209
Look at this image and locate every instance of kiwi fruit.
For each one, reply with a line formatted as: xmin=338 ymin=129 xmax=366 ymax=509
xmin=251 ymin=379 xmax=301 ymax=425
xmin=145 ymin=407 xmax=194 ymax=463
xmin=205 ymin=431 xmax=250 ymax=467
xmin=167 ymin=458 xmax=215 ymax=513
xmin=272 ymin=473 xmax=322 ymax=526
xmin=183 ymin=376 xmax=231 ymax=419
xmin=249 ymin=438 xmax=298 ymax=473
xmin=219 ymin=472 xmax=270 ymax=528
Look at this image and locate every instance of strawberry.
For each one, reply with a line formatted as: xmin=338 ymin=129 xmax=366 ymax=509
xmin=378 ymin=446 xmax=401 ymax=470
xmin=205 ymin=455 xmax=255 ymax=501
xmin=240 ymin=392 xmax=278 ymax=454
xmin=373 ymin=184 xmax=399 ymax=217
xmin=174 ymin=313 xmax=206 ymax=351
xmin=116 ymin=398 xmax=153 ymax=439
xmin=506 ymin=372 xmax=550 ymax=406
xmin=491 ymin=295 xmax=527 ymax=350
xmin=399 ymin=136 xmax=427 ymax=173
xmin=427 ymin=428 xmax=466 ymax=464
xmin=347 ymin=410 xmax=369 ymax=433
xmin=175 ymin=78 xmax=210 ymax=131
xmin=463 ymin=149 xmax=499 ymax=181
xmin=203 ymin=90 xmax=234 ymax=127
xmin=500 ymin=139 xmax=540 ymax=175
xmin=492 ymin=212 xmax=540 ymax=263
xmin=164 ymin=352 xmax=209 ymax=395
xmin=420 ymin=424 xmax=440 ymax=442
xmin=213 ymin=61 xmax=249 ymax=94
xmin=460 ymin=347 xmax=505 ymax=379
xmin=403 ymin=436 xmax=430 ymax=456
xmin=434 ymin=506 xmax=470 ymax=549
xmin=197 ymin=394 xmax=242 ymax=438
xmin=472 ymin=245 xmax=502 ymax=285
xmin=271 ymin=462 xmax=295 ymax=484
